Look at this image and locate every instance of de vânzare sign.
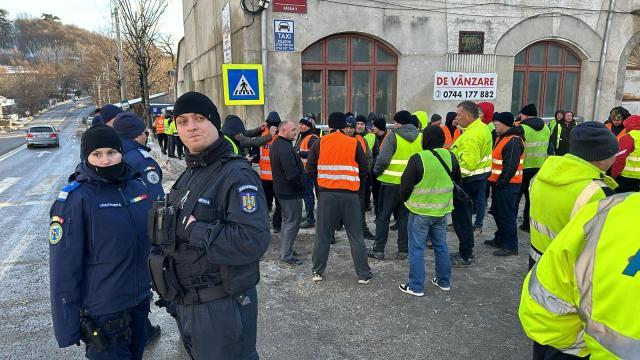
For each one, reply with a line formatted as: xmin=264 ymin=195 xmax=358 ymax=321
xmin=433 ymin=72 xmax=497 ymax=101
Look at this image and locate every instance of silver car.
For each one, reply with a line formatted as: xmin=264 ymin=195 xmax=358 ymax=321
xmin=26 ymin=125 xmax=60 ymax=148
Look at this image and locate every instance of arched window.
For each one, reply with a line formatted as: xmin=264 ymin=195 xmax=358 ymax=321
xmin=511 ymin=41 xmax=581 ymax=117
xmin=302 ymin=34 xmax=398 ymax=123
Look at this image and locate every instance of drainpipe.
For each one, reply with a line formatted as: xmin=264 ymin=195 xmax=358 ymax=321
xmin=261 ymin=9 xmax=269 ymax=120
xmin=593 ymin=0 xmax=616 ymax=121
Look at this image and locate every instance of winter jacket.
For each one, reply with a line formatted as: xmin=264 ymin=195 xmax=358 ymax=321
xmin=49 ymin=164 xmax=151 ymax=347
xmin=613 ymin=115 xmax=640 ymax=178
xmin=121 ymin=139 xmax=164 ymax=201
xmin=550 ymin=120 xmax=576 ymax=156
xmin=373 ymin=125 xmax=419 ymax=177
xmin=294 ymin=129 xmax=319 ymax=160
xmin=489 ymin=126 xmax=525 ymax=188
xmin=270 ymin=136 xmax=305 ymax=199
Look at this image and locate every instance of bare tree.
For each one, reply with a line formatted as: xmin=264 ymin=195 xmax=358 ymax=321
xmin=115 ymin=0 xmax=167 ymax=127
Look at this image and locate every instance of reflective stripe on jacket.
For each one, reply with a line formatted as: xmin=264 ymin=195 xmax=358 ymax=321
xmin=522 ymin=124 xmax=550 ymax=169
xmin=519 ymin=193 xmax=640 ymax=359
xmin=377 ymin=133 xmax=423 ymax=184
xmin=621 ymin=130 xmax=640 ymax=179
xmin=317 ymin=132 xmax=360 ymax=191
xmin=450 ymin=118 xmax=493 ymax=178
xmin=259 ymin=129 xmax=275 ymax=180
xmin=488 ymin=135 xmax=524 ymax=184
xmin=224 ymin=135 xmax=239 ymax=155
xmin=405 ymin=149 xmax=454 ymax=217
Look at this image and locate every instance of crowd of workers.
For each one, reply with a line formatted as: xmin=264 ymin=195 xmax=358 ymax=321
xmin=50 ymin=94 xmax=639 ymax=359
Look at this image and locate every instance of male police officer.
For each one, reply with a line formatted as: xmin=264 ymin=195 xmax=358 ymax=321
xmin=149 ymin=91 xmax=270 ymax=359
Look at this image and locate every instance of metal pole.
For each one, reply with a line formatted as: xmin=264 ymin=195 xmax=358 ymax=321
xmin=113 ymin=1 xmax=126 ymax=103
xmin=261 ymin=8 xmax=269 ymax=120
xmin=593 ymin=0 xmax=615 ymax=121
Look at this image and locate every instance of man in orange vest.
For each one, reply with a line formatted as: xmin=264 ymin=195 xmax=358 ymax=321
xmin=295 ymin=115 xmax=319 ymax=228
xmin=442 ymin=112 xmax=461 ymax=149
xmin=345 ymin=115 xmax=375 ymax=240
xmin=154 ymin=112 xmax=167 ymax=154
xmin=306 ymin=112 xmax=373 ymax=284
xmin=484 ymin=112 xmax=525 ymax=257
xmin=259 ymin=111 xmax=282 ymax=232
xmin=605 ymin=106 xmax=630 ymax=141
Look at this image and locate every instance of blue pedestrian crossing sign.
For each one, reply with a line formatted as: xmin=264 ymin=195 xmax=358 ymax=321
xmin=222 ymin=64 xmax=264 ymax=105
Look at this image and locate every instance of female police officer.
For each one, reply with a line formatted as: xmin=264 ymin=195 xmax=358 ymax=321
xmin=49 ymin=125 xmax=153 ymax=359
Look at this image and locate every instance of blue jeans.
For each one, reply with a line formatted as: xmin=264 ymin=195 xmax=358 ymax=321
xmin=303 ymin=173 xmax=316 ymax=224
xmin=408 ymin=213 xmax=451 ymax=292
xmin=472 ymin=180 xmax=488 ymax=228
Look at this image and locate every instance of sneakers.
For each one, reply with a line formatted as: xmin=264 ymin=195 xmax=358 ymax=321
xmin=281 ymin=257 xmax=303 ymax=266
xmin=473 ymin=226 xmax=483 ymax=237
xmin=395 ymin=252 xmax=408 ymax=261
xmin=300 ymin=221 xmax=315 ymax=229
xmin=519 ymin=224 xmax=530 ymax=233
xmin=431 ymin=278 xmax=451 ymax=291
xmin=493 ymin=248 xmax=518 ymax=257
xmin=399 ymin=284 xmax=424 ymax=297
xmin=358 ymin=273 xmax=373 ymax=285
xmin=367 ymin=248 xmax=384 ymax=260
xmin=450 ymin=253 xmax=472 ymax=267
xmin=312 ymin=272 xmax=323 ymax=282
xmin=483 ymin=239 xmax=502 ymax=249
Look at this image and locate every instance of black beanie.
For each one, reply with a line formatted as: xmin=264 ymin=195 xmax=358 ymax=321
xmin=173 ymin=91 xmax=221 ymax=130
xmin=422 ymin=125 xmax=446 ymax=150
xmin=373 ymin=117 xmax=386 ymax=131
xmin=494 ymin=112 xmax=515 ymax=127
xmin=355 ymin=115 xmax=367 ymax=125
xmin=81 ymin=125 xmax=122 ymax=162
xmin=221 ymin=114 xmax=246 ymax=136
xmin=520 ymin=104 xmax=538 ymax=117
xmin=394 ymin=110 xmax=412 ymax=125
xmin=113 ymin=112 xmax=146 ymax=140
xmin=266 ymin=111 xmax=281 ymax=126
xmin=569 ymin=121 xmax=619 ymax=161
xmin=328 ymin=112 xmax=347 ymax=130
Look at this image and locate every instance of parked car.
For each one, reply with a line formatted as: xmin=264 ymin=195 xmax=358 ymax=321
xmin=26 ymin=125 xmax=59 ymax=148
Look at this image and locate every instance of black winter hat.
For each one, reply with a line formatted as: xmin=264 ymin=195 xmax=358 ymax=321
xmin=520 ymin=104 xmax=538 ymax=117
xmin=113 ymin=112 xmax=146 ymax=140
xmin=494 ymin=112 xmax=515 ymax=127
xmin=266 ymin=111 xmax=281 ymax=126
xmin=299 ymin=116 xmax=313 ymax=128
xmin=569 ymin=121 xmax=619 ymax=161
xmin=221 ymin=115 xmax=246 ymax=136
xmin=100 ymin=104 xmax=123 ymax=123
xmin=81 ymin=125 xmax=122 ymax=162
xmin=173 ymin=91 xmax=221 ymax=130
xmin=328 ymin=112 xmax=347 ymax=130
xmin=422 ymin=125 xmax=446 ymax=150
xmin=394 ymin=110 xmax=412 ymax=125
xmin=373 ymin=117 xmax=386 ymax=131
xmin=445 ymin=112 xmax=457 ymax=126
xmin=355 ymin=115 xmax=367 ymax=125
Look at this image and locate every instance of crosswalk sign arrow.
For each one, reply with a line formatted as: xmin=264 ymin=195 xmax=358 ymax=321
xmin=232 ymin=75 xmax=256 ymax=96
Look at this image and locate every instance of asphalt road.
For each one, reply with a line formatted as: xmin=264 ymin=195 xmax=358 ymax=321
xmin=0 ymin=103 xmax=531 ymax=359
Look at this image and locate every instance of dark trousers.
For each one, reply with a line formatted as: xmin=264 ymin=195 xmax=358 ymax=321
xmin=373 ymin=184 xmax=408 ymax=254
xmin=312 ymin=191 xmax=371 ymax=278
xmin=176 ymin=287 xmax=258 ymax=360
xmin=371 ymin=172 xmax=381 ymax=216
xmin=615 ymin=176 xmax=640 ymax=193
xmin=173 ymin=135 xmax=184 ymax=158
xmin=167 ymin=136 xmax=176 ymax=157
xmin=156 ymin=133 xmax=168 ymax=154
xmin=533 ymin=342 xmax=589 ymax=360
xmin=491 ymin=183 xmax=520 ymax=251
xmin=452 ymin=179 xmax=486 ymax=259
xmin=85 ymin=299 xmax=149 ymax=360
xmin=364 ymin=173 xmax=372 ymax=210
xmin=262 ymin=180 xmax=282 ymax=229
xmin=302 ymin=173 xmax=316 ymax=224
xmin=359 ymin=185 xmax=370 ymax=232
xmin=517 ymin=168 xmax=539 ymax=228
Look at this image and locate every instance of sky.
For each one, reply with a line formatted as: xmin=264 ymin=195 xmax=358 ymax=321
xmin=2 ymin=0 xmax=184 ymax=46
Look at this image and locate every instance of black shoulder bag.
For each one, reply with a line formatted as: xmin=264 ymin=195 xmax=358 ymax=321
xmin=428 ymin=149 xmax=472 ymax=205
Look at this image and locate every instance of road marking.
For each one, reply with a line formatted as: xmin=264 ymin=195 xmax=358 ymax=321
xmin=0 ymin=177 xmax=21 ymax=194
xmin=36 ymin=151 xmax=52 ymax=158
xmin=0 ymin=234 xmax=36 ymax=281
xmin=0 ymin=145 xmax=26 ymax=163
xmin=0 ymin=200 xmax=51 ymax=208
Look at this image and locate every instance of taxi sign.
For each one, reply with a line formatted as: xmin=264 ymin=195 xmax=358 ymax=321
xmin=222 ymin=64 xmax=264 ymax=106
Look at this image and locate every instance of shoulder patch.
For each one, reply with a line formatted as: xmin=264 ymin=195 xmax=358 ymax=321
xmin=49 ymin=222 xmax=63 ymax=245
xmin=57 ymin=181 xmax=81 ymax=202
xmin=138 ymin=149 xmax=151 ymax=158
xmin=146 ymin=171 xmax=160 ymax=185
xmin=239 ymin=185 xmax=258 ymax=214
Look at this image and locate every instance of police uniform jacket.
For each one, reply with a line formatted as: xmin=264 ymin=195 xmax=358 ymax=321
xmin=49 ymin=164 xmax=152 ymax=347
xmin=121 ymin=138 xmax=164 ymax=201
xmin=172 ymin=138 xmax=270 ymax=296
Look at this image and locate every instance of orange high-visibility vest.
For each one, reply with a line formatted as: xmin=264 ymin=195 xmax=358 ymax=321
xmin=442 ymin=125 xmax=461 ymax=149
xmin=605 ymin=123 xmax=628 ymax=141
xmin=317 ymin=132 xmax=360 ymax=191
xmin=355 ymin=134 xmax=367 ymax=153
xmin=259 ymin=129 xmax=276 ymax=180
xmin=488 ymin=135 xmax=524 ymax=184
xmin=299 ymin=133 xmax=319 ymax=168
xmin=155 ymin=116 xmax=164 ymax=133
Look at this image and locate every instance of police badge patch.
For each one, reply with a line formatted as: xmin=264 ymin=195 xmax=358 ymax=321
xmin=146 ymin=171 xmax=160 ymax=184
xmin=239 ymin=185 xmax=258 ymax=213
xmin=49 ymin=222 xmax=63 ymax=245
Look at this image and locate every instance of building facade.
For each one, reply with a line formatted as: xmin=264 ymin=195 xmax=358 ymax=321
xmin=177 ymin=0 xmax=640 ymax=126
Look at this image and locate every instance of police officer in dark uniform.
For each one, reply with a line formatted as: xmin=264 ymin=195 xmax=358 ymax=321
xmin=49 ymin=125 xmax=153 ymax=359
xmin=148 ymin=91 xmax=270 ymax=359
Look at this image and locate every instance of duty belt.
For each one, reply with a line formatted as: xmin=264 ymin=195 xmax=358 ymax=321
xmin=175 ymin=285 xmax=227 ymax=305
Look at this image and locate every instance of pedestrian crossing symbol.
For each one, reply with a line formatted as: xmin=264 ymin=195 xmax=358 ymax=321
xmin=222 ymin=64 xmax=264 ymax=105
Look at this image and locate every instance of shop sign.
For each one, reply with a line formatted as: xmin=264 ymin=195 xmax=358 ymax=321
xmin=274 ymin=20 xmax=294 ymax=52
xmin=273 ymin=0 xmax=307 ymax=13
xmin=433 ymin=72 xmax=497 ymax=101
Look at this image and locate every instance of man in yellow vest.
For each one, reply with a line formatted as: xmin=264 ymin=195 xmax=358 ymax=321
xmin=519 ymin=192 xmax=640 ymax=359
xmin=398 ymin=126 xmax=460 ymax=296
xmin=357 ymin=115 xmax=376 ymax=213
xmin=516 ymin=104 xmax=551 ymax=232
xmin=612 ymin=114 xmax=640 ymax=193
xmin=369 ymin=111 xmax=422 ymax=261
xmin=528 ymin=122 xmax=618 ymax=268
xmin=449 ymin=101 xmax=493 ymax=266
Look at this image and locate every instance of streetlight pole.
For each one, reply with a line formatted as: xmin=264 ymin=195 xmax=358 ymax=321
xmin=113 ymin=1 xmax=126 ymax=104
